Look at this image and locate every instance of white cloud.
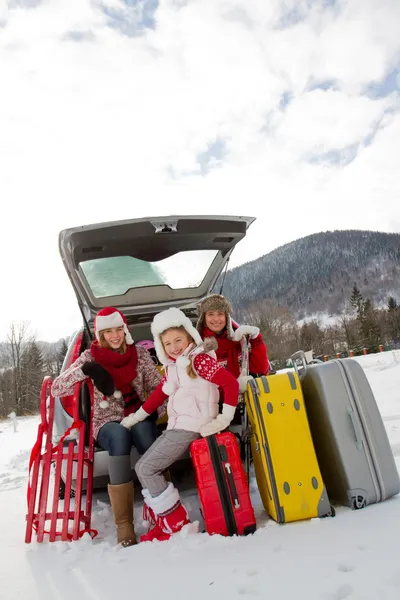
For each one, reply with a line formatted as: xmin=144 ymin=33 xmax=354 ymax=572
xmin=276 ymin=90 xmax=389 ymax=154
xmin=0 ymin=0 xmax=399 ymax=341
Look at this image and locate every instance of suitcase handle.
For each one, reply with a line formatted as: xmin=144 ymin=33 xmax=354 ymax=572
xmin=347 ymin=406 xmax=364 ymax=450
xmin=290 ymin=351 xmax=308 ymax=379
xmin=219 ymin=445 xmax=240 ymax=509
xmin=224 ymin=462 xmax=240 ymax=509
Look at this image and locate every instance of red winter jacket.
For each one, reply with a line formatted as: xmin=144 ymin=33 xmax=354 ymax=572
xmin=199 ymin=325 xmax=270 ymax=383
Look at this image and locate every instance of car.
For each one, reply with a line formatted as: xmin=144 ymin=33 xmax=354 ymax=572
xmin=52 ymin=214 xmax=256 ymax=494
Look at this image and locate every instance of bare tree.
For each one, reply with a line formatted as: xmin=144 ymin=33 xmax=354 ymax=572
xmin=240 ymin=301 xmax=300 ymax=367
xmin=7 ymin=321 xmax=32 ymax=415
xmin=338 ymin=310 xmax=358 ymax=351
xmin=42 ymin=338 xmax=69 ymax=379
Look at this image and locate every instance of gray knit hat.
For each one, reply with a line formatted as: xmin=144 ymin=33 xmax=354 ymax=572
xmin=196 ymin=294 xmax=234 ymax=339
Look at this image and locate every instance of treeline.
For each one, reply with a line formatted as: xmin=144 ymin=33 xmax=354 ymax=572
xmin=237 ymin=286 xmax=400 ymax=369
xmin=2 ymin=284 xmax=400 ymax=417
xmin=0 ymin=322 xmax=68 ymax=419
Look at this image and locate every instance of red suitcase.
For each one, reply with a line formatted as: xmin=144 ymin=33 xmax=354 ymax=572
xmin=190 ymin=432 xmax=256 ymax=537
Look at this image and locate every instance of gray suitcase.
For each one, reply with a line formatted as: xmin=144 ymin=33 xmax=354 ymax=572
xmin=291 ymin=352 xmax=400 ymax=509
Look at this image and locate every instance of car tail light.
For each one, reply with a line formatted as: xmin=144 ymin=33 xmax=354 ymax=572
xmin=60 ymin=331 xmax=84 ymax=417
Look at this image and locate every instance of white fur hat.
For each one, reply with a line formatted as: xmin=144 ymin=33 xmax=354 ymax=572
xmin=196 ymin=294 xmax=235 ymax=339
xmin=151 ymin=307 xmax=203 ymax=366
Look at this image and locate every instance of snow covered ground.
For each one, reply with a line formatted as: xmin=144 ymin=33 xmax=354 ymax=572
xmin=1 ymin=351 xmax=400 ymax=600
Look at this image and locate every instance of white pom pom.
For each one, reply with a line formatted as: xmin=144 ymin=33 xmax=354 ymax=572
xmin=176 ymin=355 xmax=190 ymax=367
xmin=162 ymin=380 xmax=177 ymax=395
xmin=99 ymin=400 xmax=109 ymax=409
xmin=113 ymin=390 xmax=122 ymax=399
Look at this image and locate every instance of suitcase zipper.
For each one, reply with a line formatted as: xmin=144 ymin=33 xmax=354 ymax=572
xmin=252 ymin=432 xmax=273 ymax=502
xmin=337 ymin=361 xmax=382 ymax=503
xmin=245 ymin=394 xmax=273 ymax=501
xmin=206 ymin=435 xmax=238 ymax=536
xmin=218 ymin=444 xmax=241 ymax=509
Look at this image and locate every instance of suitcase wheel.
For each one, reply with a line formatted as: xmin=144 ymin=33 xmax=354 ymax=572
xmin=351 ymin=495 xmax=367 ymax=510
xmin=320 ymin=504 xmax=336 ymax=518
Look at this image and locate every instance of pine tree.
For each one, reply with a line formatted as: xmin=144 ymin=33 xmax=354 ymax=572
xmin=359 ymin=299 xmax=381 ymax=352
xmin=364 ymin=298 xmax=372 ymax=314
xmin=56 ymin=339 xmax=69 ymax=375
xmin=386 ymin=297 xmax=400 ymax=342
xmin=349 ymin=286 xmax=381 ymax=350
xmin=0 ymin=368 xmax=14 ymax=419
xmin=20 ymin=341 xmax=45 ymax=414
xmin=350 ymin=284 xmax=364 ymax=318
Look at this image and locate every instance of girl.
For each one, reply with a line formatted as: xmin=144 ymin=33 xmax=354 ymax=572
xmin=120 ymin=307 xmax=239 ymax=542
xmin=51 ymin=306 xmax=163 ymax=547
xmin=196 ymin=294 xmax=270 ymax=392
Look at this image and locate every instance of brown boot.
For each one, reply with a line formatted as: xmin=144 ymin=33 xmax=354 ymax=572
xmin=108 ymin=481 xmax=137 ymax=547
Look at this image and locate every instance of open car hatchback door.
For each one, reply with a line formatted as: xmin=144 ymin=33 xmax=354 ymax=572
xmin=59 ymin=215 xmax=255 ymax=324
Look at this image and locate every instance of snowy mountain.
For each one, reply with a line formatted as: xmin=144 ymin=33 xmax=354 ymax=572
xmin=222 ymin=230 xmax=400 ymax=319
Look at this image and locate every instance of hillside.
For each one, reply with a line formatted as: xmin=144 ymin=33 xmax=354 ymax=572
xmin=221 ymin=230 xmax=400 ymax=318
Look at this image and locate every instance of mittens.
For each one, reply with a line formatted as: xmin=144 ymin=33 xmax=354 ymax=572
xmin=200 ymin=404 xmax=237 ymax=437
xmin=232 ymin=325 xmax=260 ymax=342
xmin=81 ymin=362 xmax=115 ymax=397
xmin=238 ymin=375 xmax=253 ymax=393
xmin=120 ymin=407 xmax=149 ymax=430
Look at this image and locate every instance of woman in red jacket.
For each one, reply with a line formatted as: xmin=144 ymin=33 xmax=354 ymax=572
xmin=196 ymin=294 xmax=269 ymax=392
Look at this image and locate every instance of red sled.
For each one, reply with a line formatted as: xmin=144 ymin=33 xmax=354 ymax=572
xmin=190 ymin=432 xmax=256 ymax=537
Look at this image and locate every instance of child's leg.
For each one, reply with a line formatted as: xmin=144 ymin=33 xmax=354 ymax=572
xmin=135 ymin=429 xmax=200 ymax=497
xmin=136 ymin=429 xmax=200 ymax=542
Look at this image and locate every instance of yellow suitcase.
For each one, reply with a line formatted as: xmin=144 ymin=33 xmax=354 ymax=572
xmin=245 ymin=372 xmax=333 ymax=523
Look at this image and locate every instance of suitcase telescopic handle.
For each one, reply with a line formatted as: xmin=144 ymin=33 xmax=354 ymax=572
xmin=290 ymin=351 xmax=308 ymax=379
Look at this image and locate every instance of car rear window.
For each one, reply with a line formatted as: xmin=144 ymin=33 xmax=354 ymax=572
xmin=79 ymin=251 xmax=218 ymax=298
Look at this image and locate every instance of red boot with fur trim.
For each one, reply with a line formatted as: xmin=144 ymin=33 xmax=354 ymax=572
xmin=140 ymin=483 xmax=196 ymax=543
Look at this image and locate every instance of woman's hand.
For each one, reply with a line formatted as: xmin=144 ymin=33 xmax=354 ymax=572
xmin=232 ymin=325 xmax=259 ymax=342
xmin=120 ymin=407 xmax=149 ymax=430
xmin=200 ymin=404 xmax=236 ymax=437
xmin=81 ymin=362 xmax=114 ymax=397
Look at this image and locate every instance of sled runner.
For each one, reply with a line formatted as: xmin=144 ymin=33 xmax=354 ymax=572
xmin=25 ymin=377 xmax=97 ymax=543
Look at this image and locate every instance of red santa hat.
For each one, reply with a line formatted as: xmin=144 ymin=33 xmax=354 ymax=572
xmin=94 ymin=307 xmax=134 ymax=345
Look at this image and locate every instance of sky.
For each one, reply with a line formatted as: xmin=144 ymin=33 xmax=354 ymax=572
xmin=0 ymin=0 xmax=399 ymax=342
